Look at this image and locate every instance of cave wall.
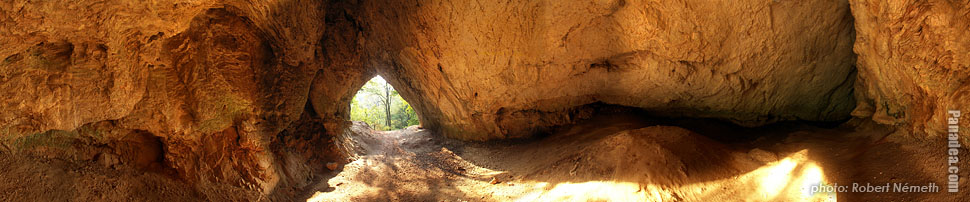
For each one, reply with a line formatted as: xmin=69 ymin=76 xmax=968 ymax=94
xmin=308 ymin=0 xmax=372 ymax=138
xmin=362 ymin=0 xmax=859 ymax=140
xmin=1 ymin=0 xmax=968 ymax=197
xmin=0 ymin=0 xmax=330 ymax=194
xmin=849 ymin=0 xmax=970 ymax=139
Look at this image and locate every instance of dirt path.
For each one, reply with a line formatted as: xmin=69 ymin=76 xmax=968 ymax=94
xmin=1 ymin=114 xmax=964 ymax=201
xmin=306 ymin=115 xmax=969 ymax=201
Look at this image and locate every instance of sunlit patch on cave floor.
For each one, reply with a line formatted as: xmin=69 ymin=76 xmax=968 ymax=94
xmin=305 ymin=123 xmax=838 ymax=202
xmin=497 ymin=150 xmax=831 ymax=202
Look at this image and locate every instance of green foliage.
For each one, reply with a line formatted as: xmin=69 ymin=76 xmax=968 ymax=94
xmin=350 ymin=76 xmax=420 ymax=130
xmin=14 ymin=130 xmax=76 ymax=151
xmin=0 ymin=123 xmax=110 ymax=153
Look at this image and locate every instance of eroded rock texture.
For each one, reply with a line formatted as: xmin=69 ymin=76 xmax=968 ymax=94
xmin=0 ymin=0 xmax=330 ymax=194
xmin=5 ymin=0 xmax=966 ymax=198
xmin=365 ymin=0 xmax=858 ymax=140
xmin=308 ymin=0 xmax=371 ymax=139
xmin=850 ymin=0 xmax=970 ymax=138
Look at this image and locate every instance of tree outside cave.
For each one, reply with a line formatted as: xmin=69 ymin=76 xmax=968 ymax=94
xmin=350 ymin=76 xmax=420 ymax=131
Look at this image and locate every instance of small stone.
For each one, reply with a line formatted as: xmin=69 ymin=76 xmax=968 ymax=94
xmin=489 ymin=177 xmax=500 ymax=184
xmin=326 ymin=162 xmax=339 ymax=170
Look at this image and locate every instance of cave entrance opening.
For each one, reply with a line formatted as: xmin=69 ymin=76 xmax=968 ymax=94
xmin=349 ymin=75 xmax=420 ymax=131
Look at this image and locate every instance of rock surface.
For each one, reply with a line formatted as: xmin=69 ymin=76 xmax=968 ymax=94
xmin=1 ymin=0 xmax=967 ymax=198
xmin=849 ymin=0 xmax=970 ymax=138
xmin=0 ymin=0 xmax=330 ymax=193
xmin=363 ymin=0 xmax=858 ymax=140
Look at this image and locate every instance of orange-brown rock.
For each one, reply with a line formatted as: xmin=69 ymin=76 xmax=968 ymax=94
xmin=0 ymin=0 xmax=329 ymax=193
xmin=849 ymin=0 xmax=970 ymax=139
xmin=365 ymin=0 xmax=858 ymax=140
xmin=0 ymin=0 xmax=864 ymax=191
xmin=3 ymin=0 xmax=967 ymax=198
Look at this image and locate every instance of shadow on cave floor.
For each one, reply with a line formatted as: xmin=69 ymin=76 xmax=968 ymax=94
xmin=304 ymin=112 xmax=970 ymax=202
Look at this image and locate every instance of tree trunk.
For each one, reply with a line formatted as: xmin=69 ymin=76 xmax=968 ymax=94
xmin=384 ymin=81 xmax=392 ymax=128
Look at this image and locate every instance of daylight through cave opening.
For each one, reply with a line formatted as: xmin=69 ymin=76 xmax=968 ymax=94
xmin=349 ymin=75 xmax=420 ymax=131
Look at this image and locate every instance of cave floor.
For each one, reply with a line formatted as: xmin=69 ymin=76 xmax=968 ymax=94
xmin=304 ymin=115 xmax=968 ymax=202
xmin=0 ymin=115 xmax=964 ymax=201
